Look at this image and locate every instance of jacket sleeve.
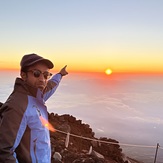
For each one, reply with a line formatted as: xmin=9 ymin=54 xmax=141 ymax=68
xmin=0 ymin=103 xmax=27 ymax=162
xmin=43 ymin=73 xmax=62 ymax=101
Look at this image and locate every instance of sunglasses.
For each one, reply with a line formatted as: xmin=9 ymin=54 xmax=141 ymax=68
xmin=27 ymin=69 xmax=52 ymax=79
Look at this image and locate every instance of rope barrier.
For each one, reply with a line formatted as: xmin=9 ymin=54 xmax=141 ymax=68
xmin=54 ymin=129 xmax=163 ymax=149
xmin=159 ymin=146 xmax=163 ymax=150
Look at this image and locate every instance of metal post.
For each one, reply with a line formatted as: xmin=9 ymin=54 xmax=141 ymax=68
xmin=154 ymin=143 xmax=159 ymax=163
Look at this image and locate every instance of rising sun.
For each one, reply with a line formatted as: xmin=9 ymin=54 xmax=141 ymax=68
xmin=105 ymin=68 xmax=112 ymax=75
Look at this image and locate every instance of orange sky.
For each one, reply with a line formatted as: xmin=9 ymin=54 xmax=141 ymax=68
xmin=0 ymin=53 xmax=163 ymax=74
xmin=0 ymin=1 xmax=163 ymax=74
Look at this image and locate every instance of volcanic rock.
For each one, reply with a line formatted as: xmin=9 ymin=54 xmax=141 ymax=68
xmin=49 ymin=113 xmax=142 ymax=163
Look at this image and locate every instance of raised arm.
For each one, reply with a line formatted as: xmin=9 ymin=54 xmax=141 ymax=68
xmin=43 ymin=65 xmax=68 ymax=101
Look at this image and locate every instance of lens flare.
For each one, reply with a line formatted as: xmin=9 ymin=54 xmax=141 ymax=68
xmin=40 ymin=116 xmax=56 ymax=132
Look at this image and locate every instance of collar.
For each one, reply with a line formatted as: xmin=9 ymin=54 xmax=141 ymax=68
xmin=14 ymin=78 xmax=44 ymax=100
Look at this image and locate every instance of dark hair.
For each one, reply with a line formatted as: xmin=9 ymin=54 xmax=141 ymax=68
xmin=21 ymin=66 xmax=30 ymax=73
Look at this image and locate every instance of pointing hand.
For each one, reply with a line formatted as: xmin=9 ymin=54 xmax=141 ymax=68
xmin=59 ymin=65 xmax=68 ymax=76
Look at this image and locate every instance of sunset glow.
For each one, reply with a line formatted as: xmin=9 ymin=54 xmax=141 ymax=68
xmin=0 ymin=1 xmax=162 ymax=74
xmin=105 ymin=69 xmax=112 ymax=75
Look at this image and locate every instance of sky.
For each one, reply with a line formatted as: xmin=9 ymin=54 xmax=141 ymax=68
xmin=0 ymin=0 xmax=163 ymax=73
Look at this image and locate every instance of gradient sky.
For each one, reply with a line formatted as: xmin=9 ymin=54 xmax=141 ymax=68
xmin=0 ymin=0 xmax=163 ymax=73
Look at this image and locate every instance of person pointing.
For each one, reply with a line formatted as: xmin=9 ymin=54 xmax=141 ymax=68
xmin=0 ymin=53 xmax=68 ymax=163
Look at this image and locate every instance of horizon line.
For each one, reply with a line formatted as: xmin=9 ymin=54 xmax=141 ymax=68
xmin=0 ymin=68 xmax=163 ymax=75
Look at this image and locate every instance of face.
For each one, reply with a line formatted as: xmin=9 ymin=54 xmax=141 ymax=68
xmin=21 ymin=63 xmax=52 ymax=91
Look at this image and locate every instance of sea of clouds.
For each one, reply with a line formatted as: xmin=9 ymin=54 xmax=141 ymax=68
xmin=0 ymin=71 xmax=163 ymax=162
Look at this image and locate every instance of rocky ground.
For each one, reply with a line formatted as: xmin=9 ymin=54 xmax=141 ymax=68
xmin=49 ymin=113 xmax=142 ymax=163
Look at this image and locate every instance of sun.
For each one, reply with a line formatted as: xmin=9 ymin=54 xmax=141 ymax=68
xmin=105 ymin=68 xmax=112 ymax=75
